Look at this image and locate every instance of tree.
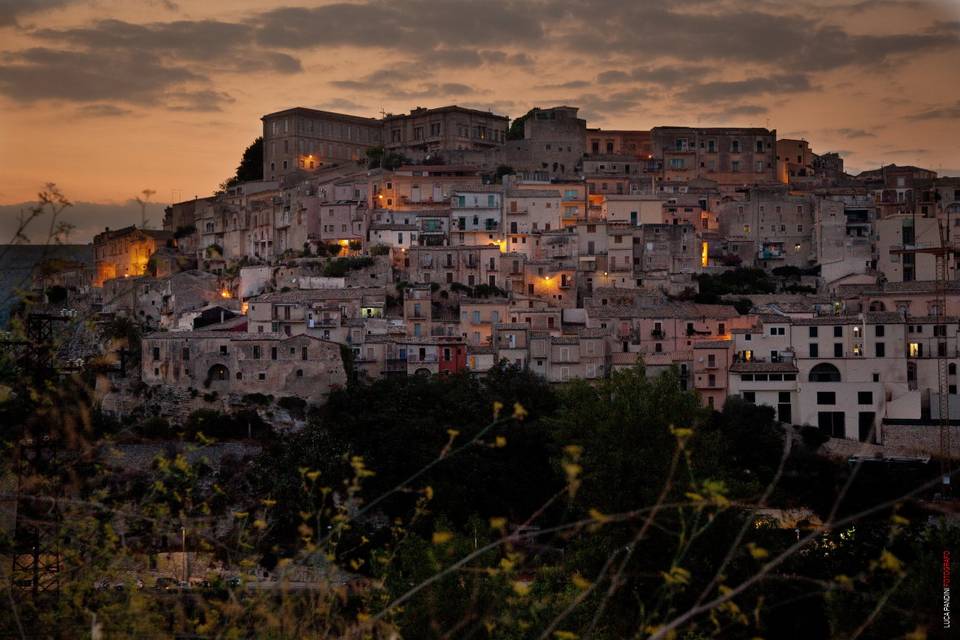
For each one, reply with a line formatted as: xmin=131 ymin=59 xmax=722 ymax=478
xmin=224 ymin=137 xmax=263 ymax=188
xmin=366 ymin=145 xmax=409 ymax=170
xmin=507 ymin=114 xmax=528 ymax=140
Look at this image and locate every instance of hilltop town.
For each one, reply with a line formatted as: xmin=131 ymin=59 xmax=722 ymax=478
xmin=25 ymin=103 xmax=960 ymax=459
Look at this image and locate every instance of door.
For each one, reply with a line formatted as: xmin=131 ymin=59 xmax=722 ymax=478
xmin=858 ymin=412 xmax=876 ymax=443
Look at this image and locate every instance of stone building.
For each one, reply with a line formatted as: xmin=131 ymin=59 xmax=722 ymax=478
xmin=382 ymin=105 xmax=508 ymax=163
xmin=505 ymin=106 xmax=586 ymax=180
xmin=142 ymin=330 xmax=347 ymax=403
xmin=93 ymin=225 xmax=173 ymax=286
xmin=261 ymin=107 xmax=381 ymax=181
xmin=651 ymin=126 xmax=777 ymax=188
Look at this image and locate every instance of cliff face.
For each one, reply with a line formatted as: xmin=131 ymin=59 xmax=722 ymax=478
xmin=0 ymin=244 xmax=93 ymax=327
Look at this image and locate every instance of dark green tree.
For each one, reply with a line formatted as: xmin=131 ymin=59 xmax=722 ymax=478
xmin=224 ymin=137 xmax=263 ymax=188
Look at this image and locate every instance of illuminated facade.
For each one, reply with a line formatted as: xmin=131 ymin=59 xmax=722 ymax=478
xmin=92 ymin=225 xmax=172 ymax=286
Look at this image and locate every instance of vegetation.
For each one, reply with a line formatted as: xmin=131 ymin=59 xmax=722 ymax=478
xmin=0 ymin=342 xmax=952 ymax=637
xmin=366 ymin=145 xmax=410 ymax=171
xmin=695 ymin=267 xmax=776 ymax=304
xmin=173 ymin=223 xmax=196 ymax=239
xmin=323 ymin=256 xmax=375 ymax=277
xmin=222 ymin=137 xmax=263 ymax=189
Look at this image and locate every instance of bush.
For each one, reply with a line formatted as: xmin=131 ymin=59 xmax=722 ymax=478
xmin=174 ymin=224 xmax=196 ymax=239
xmin=277 ymin=396 xmax=307 ymax=419
xmin=243 ymin=393 xmax=273 ymax=406
xmin=369 ymin=244 xmax=391 ymax=256
xmin=45 ymin=285 xmax=68 ymax=305
xmin=183 ymin=408 xmax=271 ymax=440
xmin=323 ymin=257 xmax=374 ymax=277
xmin=138 ymin=417 xmax=173 ymax=439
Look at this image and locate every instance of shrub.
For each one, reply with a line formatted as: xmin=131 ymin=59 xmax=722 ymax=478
xmin=243 ymin=393 xmax=273 ymax=406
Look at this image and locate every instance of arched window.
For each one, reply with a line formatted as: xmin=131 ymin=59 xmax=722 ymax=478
xmin=809 ymin=363 xmax=841 ymax=382
xmin=868 ymin=301 xmax=886 ymax=312
xmin=208 ymin=364 xmax=229 ymax=381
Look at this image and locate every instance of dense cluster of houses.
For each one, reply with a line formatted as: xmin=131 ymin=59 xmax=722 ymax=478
xmin=58 ymin=103 xmax=960 ymax=456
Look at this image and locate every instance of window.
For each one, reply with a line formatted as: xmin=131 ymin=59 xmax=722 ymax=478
xmin=770 ymin=326 xmax=785 ymax=336
xmin=743 ymin=391 xmax=756 ymax=403
xmin=809 ymin=326 xmax=818 ymax=338
xmin=731 ymin=160 xmax=740 ymax=173
xmin=875 ymin=325 xmax=885 ymax=337
xmin=809 ymin=363 xmax=841 ymax=382
xmin=876 ymin=342 xmax=885 ymax=357
xmin=302 ymin=347 xmax=308 ymax=361
xmin=220 ymin=345 xmax=228 ymax=356
xmin=909 ymin=342 xmax=922 ymax=358
xmin=858 ymin=391 xmax=873 ymax=404
xmin=818 ymin=411 xmax=845 ymax=438
xmin=271 ymin=347 xmax=277 ymax=360
xmin=834 ymin=343 xmax=843 ymax=358
xmin=182 ymin=347 xmax=189 ymax=361
xmin=152 ymin=347 xmax=160 ymax=361
xmin=833 ymin=326 xmax=842 ymax=337
xmin=817 ymin=391 xmax=836 ymax=405
xmin=809 ymin=343 xmax=819 ymax=358
xmin=778 ymin=393 xmax=792 ymax=423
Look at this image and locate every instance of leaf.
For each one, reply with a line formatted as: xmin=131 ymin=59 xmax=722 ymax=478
xmin=571 ymin=573 xmax=591 ymax=590
xmin=879 ymin=549 xmax=904 ymax=574
xmin=747 ymin=543 xmax=769 ymax=560
xmin=588 ymin=508 xmax=610 ymax=524
xmin=432 ymin=531 xmax=454 ymax=545
xmin=661 ymin=565 xmax=691 ymax=586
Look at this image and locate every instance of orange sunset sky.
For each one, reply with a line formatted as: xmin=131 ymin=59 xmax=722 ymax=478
xmin=1 ymin=0 xmax=959 ymax=242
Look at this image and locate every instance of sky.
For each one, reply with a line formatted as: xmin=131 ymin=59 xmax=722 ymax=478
xmin=0 ymin=0 xmax=959 ymax=243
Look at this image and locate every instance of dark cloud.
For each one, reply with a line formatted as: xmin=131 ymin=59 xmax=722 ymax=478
xmin=32 ymin=19 xmax=302 ymax=74
xmin=677 ymin=73 xmax=812 ymax=102
xmin=75 ymin=104 xmax=134 ymax=118
xmin=558 ymin=2 xmax=958 ymax=72
xmin=535 ymin=79 xmax=591 ymax=91
xmin=254 ymin=2 xmax=544 ymax=53
xmin=699 ymin=104 xmax=769 ymax=121
xmin=907 ymin=100 xmax=960 ymax=121
xmin=560 ymin=88 xmax=648 ymax=123
xmin=421 ymin=48 xmax=533 ymax=68
xmin=596 ymin=70 xmax=631 ymax=84
xmin=313 ymin=98 xmax=370 ymax=112
xmin=165 ymin=90 xmax=235 ymax=112
xmin=0 ymin=0 xmax=74 ymax=27
xmin=832 ymin=128 xmax=876 ymax=138
xmin=630 ymin=64 xmax=712 ymax=85
xmin=0 ymin=47 xmax=202 ymax=104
